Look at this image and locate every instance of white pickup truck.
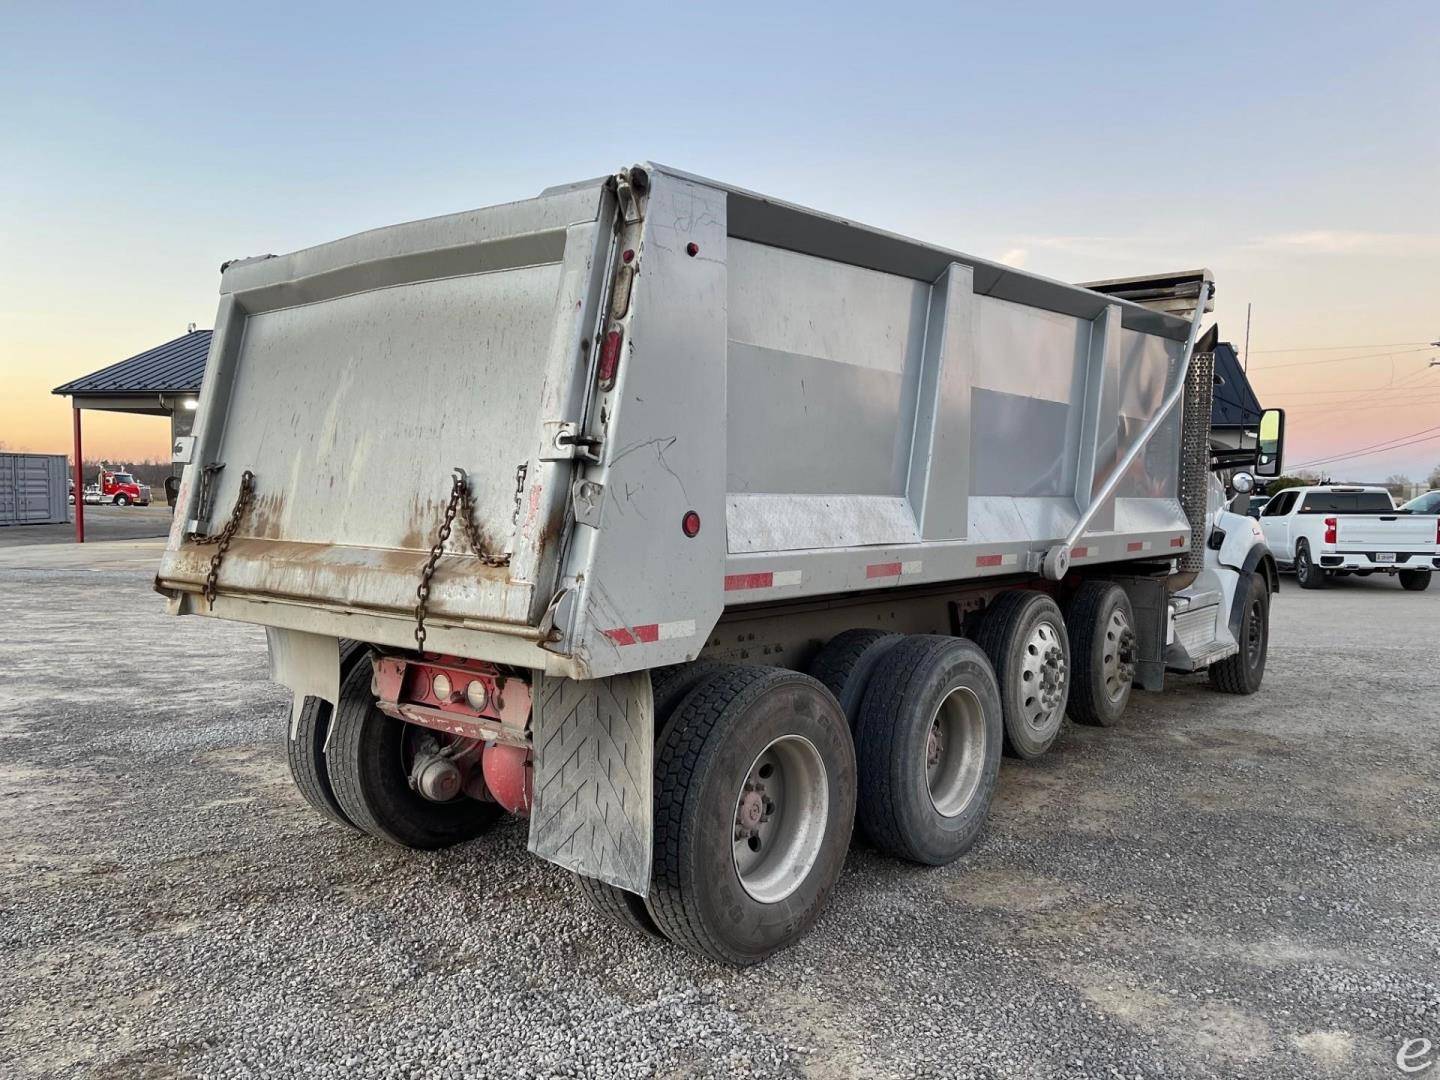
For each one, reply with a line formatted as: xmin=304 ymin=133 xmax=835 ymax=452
xmin=1258 ymin=485 xmax=1439 ymax=590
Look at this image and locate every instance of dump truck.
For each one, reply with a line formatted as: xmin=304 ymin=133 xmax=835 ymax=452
xmin=156 ymin=163 xmax=1286 ymax=965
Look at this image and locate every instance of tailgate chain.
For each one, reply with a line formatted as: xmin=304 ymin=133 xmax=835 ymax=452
xmin=187 ymin=469 xmax=256 ymax=611
xmin=414 ymin=467 xmax=512 ymax=653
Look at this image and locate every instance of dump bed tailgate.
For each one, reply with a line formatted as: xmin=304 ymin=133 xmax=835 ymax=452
xmin=158 ymin=183 xmax=613 ymax=634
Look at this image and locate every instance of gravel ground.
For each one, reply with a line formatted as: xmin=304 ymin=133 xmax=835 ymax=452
xmin=1 ymin=554 xmax=1436 ymax=1079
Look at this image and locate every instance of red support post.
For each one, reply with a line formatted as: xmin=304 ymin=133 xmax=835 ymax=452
xmin=72 ymin=406 xmax=85 ymax=543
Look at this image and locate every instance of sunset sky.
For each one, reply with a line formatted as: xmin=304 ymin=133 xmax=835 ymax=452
xmin=3 ymin=3 xmax=1437 ymax=481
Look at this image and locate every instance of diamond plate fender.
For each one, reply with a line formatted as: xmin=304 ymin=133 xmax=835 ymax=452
xmin=527 ymin=671 xmax=653 ymax=895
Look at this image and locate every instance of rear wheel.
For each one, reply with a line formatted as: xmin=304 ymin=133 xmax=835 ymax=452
xmin=574 ymin=873 xmax=665 ymax=940
xmin=1295 ymin=542 xmax=1326 ymax=589
xmin=646 ymin=667 xmax=855 ymax=966
xmin=286 ymin=639 xmax=368 ymax=831
xmin=806 ymin=628 xmax=904 ymax=732
xmin=853 ymin=636 xmax=1003 ymax=865
xmin=114 ymin=493 xmax=131 ymax=507
xmin=1066 ymin=581 xmax=1136 ymax=727
xmin=1400 ymin=569 xmax=1432 ymax=592
xmin=974 ymin=591 xmax=1069 ymax=759
xmin=1208 ymin=574 xmax=1269 ymax=694
xmin=326 ymin=660 xmax=502 ymax=849
xmin=571 ymin=661 xmax=737 ymax=941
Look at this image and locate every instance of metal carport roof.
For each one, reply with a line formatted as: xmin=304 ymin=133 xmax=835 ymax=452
xmin=52 ymin=329 xmax=210 ymax=399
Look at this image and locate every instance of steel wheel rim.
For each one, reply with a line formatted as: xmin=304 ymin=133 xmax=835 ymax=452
xmin=1018 ymin=618 xmax=1067 ymax=735
xmin=1101 ymin=608 xmax=1135 ymax=703
xmin=732 ymin=735 xmax=828 ymax=904
xmin=925 ymin=686 xmax=987 ymax=817
xmin=1246 ymin=599 xmax=1264 ymax=665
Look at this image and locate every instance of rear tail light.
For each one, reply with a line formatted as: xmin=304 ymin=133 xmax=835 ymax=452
xmin=1435 ymin=518 xmax=1440 ymax=545
xmin=597 ymin=328 xmax=623 ymax=390
xmin=1324 ymin=517 xmax=1337 ymax=545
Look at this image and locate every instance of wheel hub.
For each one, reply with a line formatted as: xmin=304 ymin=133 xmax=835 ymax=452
xmin=1019 ymin=620 xmax=1068 ymax=729
xmin=731 ymin=736 xmax=828 ymax=904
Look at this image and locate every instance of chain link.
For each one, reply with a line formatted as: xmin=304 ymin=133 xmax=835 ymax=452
xmin=415 ymin=468 xmax=513 ymax=652
xmin=187 ymin=469 xmax=256 ymax=610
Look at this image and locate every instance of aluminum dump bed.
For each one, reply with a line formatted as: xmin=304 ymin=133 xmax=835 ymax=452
xmin=158 ymin=163 xmax=1197 ymax=679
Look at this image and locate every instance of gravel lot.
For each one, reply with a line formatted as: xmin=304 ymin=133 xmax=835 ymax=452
xmin=1 ymin=549 xmax=1436 ymax=1079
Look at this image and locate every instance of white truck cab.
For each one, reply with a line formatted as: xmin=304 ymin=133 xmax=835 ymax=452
xmin=1259 ymin=485 xmax=1439 ymax=590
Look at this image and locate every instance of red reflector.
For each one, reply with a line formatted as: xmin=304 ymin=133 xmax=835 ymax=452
xmin=686 ymin=242 xmax=699 ymax=257
xmin=1324 ymin=516 xmax=1337 ymax=545
xmin=1169 ymin=537 xmax=1186 ymax=548
xmin=682 ymin=510 xmax=701 ymax=537
xmin=598 ymin=329 xmax=623 ymax=389
xmin=622 ymin=248 xmax=635 ymax=264
xmin=975 ymin=554 xmax=1004 ymax=568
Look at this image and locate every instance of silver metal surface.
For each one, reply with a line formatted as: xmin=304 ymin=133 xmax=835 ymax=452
xmin=926 ymin=686 xmax=988 ymax=818
xmin=1050 ymin=282 xmax=1211 ymax=571
xmin=0 ymin=453 xmax=69 ymax=527
xmin=1018 ymin=619 xmax=1067 ymax=737
xmin=157 ymin=161 xmax=1204 ymax=683
xmin=731 ymin=735 xmax=829 ymax=904
xmin=1101 ymin=607 xmax=1137 ymax=704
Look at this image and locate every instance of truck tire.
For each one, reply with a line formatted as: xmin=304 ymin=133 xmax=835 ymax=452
xmin=1399 ymin=570 xmax=1432 ymax=592
xmin=1294 ymin=541 xmax=1326 ymax=589
xmin=853 ymin=636 xmax=1002 ymax=865
xmin=646 ymin=666 xmax=856 ymax=966
xmin=114 ymin=493 xmax=131 ymax=507
xmin=806 ymin=628 xmax=904 ymax=732
xmin=1208 ymin=574 xmax=1269 ymax=694
xmin=326 ymin=659 xmax=502 ymax=849
xmin=974 ymin=591 xmax=1069 ymax=759
xmin=569 ymin=661 xmax=738 ymax=941
xmin=1065 ymin=581 xmax=1136 ymax=727
xmin=286 ymin=639 xmax=368 ymax=831
xmin=573 ymin=873 xmax=666 ymax=941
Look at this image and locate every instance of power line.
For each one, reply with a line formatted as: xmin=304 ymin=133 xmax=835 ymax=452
xmin=1248 ymin=347 xmax=1432 ymax=372
xmin=1290 ymin=423 xmax=1440 ymax=470
xmin=1249 ymin=341 xmax=1430 ymax=354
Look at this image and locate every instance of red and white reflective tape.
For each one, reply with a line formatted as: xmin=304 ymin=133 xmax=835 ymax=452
xmin=1169 ymin=536 xmax=1187 ymax=548
xmin=602 ymin=619 xmax=697 ymax=646
xmin=1126 ymin=540 xmax=1152 ymax=553
xmin=724 ymin=569 xmax=803 ymax=591
xmin=866 ymin=560 xmax=922 ymax=579
xmin=1070 ymin=546 xmax=1090 ymax=559
xmin=974 ymin=552 xmax=1019 ymax=569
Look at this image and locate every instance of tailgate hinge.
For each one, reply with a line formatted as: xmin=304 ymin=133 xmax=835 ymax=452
xmin=540 ymin=421 xmax=602 ymax=463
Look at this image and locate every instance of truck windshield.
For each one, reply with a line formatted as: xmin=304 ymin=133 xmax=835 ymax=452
xmin=113 ymin=474 xmax=135 ymax=485
xmin=1298 ymin=492 xmax=1394 ymax=513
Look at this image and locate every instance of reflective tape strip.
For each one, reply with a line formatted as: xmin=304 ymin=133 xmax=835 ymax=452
xmin=1071 ymin=546 xmax=1089 ymax=559
xmin=724 ymin=569 xmax=802 ymax=591
xmin=1170 ymin=537 xmax=1187 ymax=548
xmin=866 ymin=560 xmax=922 ymax=579
xmin=975 ymin=553 xmax=1018 ymax=568
xmin=602 ymin=619 xmax=697 ymax=646
xmin=1127 ymin=540 xmax=1151 ymax=553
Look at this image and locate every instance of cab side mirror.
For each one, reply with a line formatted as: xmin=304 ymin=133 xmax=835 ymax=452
xmin=1255 ymin=408 xmax=1284 ymax=477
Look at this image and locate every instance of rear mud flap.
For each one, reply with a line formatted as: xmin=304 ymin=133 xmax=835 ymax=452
xmin=528 ymin=671 xmax=653 ymax=895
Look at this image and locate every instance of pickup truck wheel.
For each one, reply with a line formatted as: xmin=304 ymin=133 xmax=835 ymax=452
xmin=806 ymin=628 xmax=904 ymax=732
xmin=286 ymin=639 xmax=368 ymax=831
xmin=114 ymin=493 xmax=131 ymax=506
xmin=646 ymin=667 xmax=855 ymax=966
xmin=974 ymin=591 xmax=1069 ymax=759
xmin=1065 ymin=581 xmax=1136 ymax=727
xmin=1208 ymin=575 xmax=1269 ymax=694
xmin=1399 ymin=570 xmax=1432 ymax=592
xmin=853 ymin=636 xmax=1002 ymax=865
xmin=326 ymin=659 xmax=502 ymax=849
xmin=1294 ymin=542 xmax=1326 ymax=589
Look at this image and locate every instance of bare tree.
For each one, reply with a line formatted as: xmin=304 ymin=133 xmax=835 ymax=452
xmin=1382 ymin=473 xmax=1412 ymax=499
xmin=1428 ymin=462 xmax=1440 ymax=490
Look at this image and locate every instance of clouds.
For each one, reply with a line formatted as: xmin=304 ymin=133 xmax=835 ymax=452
xmin=1244 ymin=231 xmax=1440 ymax=257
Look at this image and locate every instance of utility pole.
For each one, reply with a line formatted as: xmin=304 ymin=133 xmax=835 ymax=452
xmin=1243 ymin=303 xmax=1252 ymax=372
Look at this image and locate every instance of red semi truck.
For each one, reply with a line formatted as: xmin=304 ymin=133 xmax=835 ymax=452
xmin=95 ymin=465 xmax=151 ymax=506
